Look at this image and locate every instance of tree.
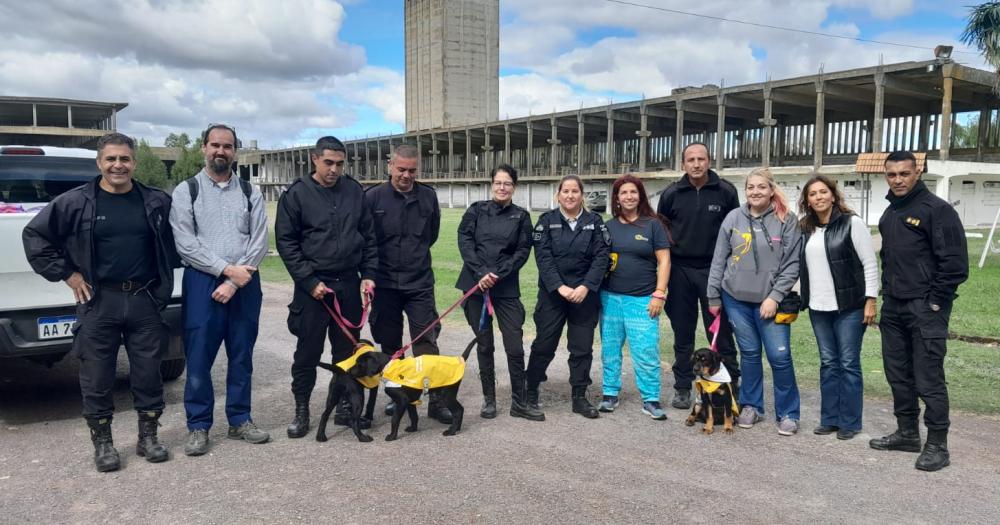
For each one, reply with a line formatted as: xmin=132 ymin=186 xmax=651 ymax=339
xmin=170 ymin=137 xmax=204 ymax=183
xmin=961 ymin=2 xmax=1000 ymax=93
xmin=134 ymin=139 xmax=170 ymax=189
xmin=164 ymin=132 xmax=191 ymax=149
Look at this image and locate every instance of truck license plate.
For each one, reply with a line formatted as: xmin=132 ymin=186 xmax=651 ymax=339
xmin=37 ymin=316 xmax=77 ymax=340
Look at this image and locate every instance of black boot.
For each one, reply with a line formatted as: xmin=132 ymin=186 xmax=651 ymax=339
xmin=480 ymin=371 xmax=497 ymax=419
xmin=428 ymin=391 xmax=454 ymax=424
xmin=286 ymin=394 xmax=310 ymax=438
xmin=136 ymin=411 xmax=169 ymax=463
xmin=869 ymin=421 xmax=921 ymax=452
xmin=334 ymin=398 xmax=371 ymax=429
xmin=510 ymin=377 xmax=545 ymax=421
xmin=526 ymin=382 xmax=541 ymax=411
xmin=916 ymin=430 xmax=951 ymax=471
xmin=86 ymin=417 xmax=121 ymax=473
xmin=571 ymin=385 xmax=599 ymax=419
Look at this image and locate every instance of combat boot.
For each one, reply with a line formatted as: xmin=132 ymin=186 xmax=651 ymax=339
xmin=427 ymin=391 xmax=454 ymax=424
xmin=136 ymin=411 xmax=169 ymax=463
xmin=869 ymin=422 xmax=921 ymax=452
xmin=510 ymin=378 xmax=545 ymax=421
xmin=571 ymin=385 xmax=599 ymax=419
xmin=86 ymin=417 xmax=121 ymax=473
xmin=915 ymin=430 xmax=951 ymax=472
xmin=526 ymin=382 xmax=541 ymax=411
xmin=480 ymin=371 xmax=497 ymax=419
xmin=286 ymin=394 xmax=310 ymax=438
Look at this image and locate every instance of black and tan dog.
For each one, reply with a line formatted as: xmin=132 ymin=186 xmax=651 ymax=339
xmin=685 ymin=348 xmax=739 ymax=434
xmin=315 ymin=341 xmax=385 ymax=443
xmin=350 ymin=332 xmax=480 ymax=441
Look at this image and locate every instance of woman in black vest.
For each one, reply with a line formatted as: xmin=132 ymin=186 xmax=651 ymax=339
xmin=457 ymin=164 xmax=542 ymax=421
xmin=525 ymin=175 xmax=610 ymax=419
xmin=798 ymin=175 xmax=879 ymax=440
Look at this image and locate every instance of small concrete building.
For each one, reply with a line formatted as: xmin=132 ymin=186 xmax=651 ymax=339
xmin=0 ymin=96 xmax=126 ymax=148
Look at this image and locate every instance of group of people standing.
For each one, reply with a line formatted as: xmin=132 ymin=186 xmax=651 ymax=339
xmin=22 ymin=127 xmax=967 ymax=474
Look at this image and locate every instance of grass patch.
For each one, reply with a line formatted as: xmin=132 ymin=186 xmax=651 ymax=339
xmin=260 ymin=203 xmax=1000 ymax=415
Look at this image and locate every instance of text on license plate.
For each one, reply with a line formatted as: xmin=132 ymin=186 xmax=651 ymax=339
xmin=37 ymin=316 xmax=77 ymax=340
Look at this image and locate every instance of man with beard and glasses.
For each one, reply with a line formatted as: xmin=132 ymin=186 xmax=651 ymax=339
xmin=170 ymin=124 xmax=270 ymax=456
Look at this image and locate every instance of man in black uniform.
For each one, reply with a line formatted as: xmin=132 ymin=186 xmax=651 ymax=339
xmin=364 ymin=144 xmax=449 ymax=423
xmin=23 ymin=133 xmax=179 ymax=472
xmin=869 ymin=151 xmax=968 ymax=472
xmin=656 ymin=142 xmax=741 ymax=409
xmin=276 ymin=136 xmax=378 ymax=438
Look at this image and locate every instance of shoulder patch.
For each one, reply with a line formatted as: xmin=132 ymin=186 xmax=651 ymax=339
xmin=535 ymin=224 xmax=544 ymax=231
xmin=582 ymin=223 xmax=595 ymax=230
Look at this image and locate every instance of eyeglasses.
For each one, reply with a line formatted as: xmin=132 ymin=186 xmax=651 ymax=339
xmin=492 ymin=181 xmax=514 ymax=188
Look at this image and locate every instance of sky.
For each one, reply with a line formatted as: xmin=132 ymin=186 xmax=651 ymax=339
xmin=0 ymin=0 xmax=985 ymax=149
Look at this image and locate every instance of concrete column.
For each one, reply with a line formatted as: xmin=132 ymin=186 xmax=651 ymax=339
xmin=606 ymin=108 xmax=615 ymax=175
xmin=447 ymin=131 xmax=454 ymax=178
xmin=32 ymin=104 xmax=37 ymax=127
xmin=465 ymin=129 xmax=472 ymax=178
xmin=760 ymin=84 xmax=775 ymax=167
xmin=577 ymin=112 xmax=586 ymax=171
xmin=526 ymin=183 xmax=532 ymax=211
xmin=111 ymin=108 xmax=117 ymax=130
xmin=67 ymin=105 xmax=73 ymax=128
xmin=430 ymin=133 xmax=439 ymax=178
xmin=548 ymin=116 xmax=560 ymax=177
xmin=376 ymin=140 xmax=383 ymax=177
xmin=351 ymin=142 xmax=359 ymax=177
xmin=636 ymin=103 xmax=650 ymax=173
xmin=482 ymin=125 xmax=493 ymax=174
xmin=674 ymin=100 xmax=685 ymax=171
xmin=715 ymin=94 xmax=726 ymax=171
xmin=872 ymin=70 xmax=885 ymax=153
xmin=526 ymin=119 xmax=534 ymax=176
xmin=814 ymin=82 xmax=826 ymax=170
xmin=940 ymin=64 xmax=954 ymax=161
xmin=504 ymin=123 xmax=511 ymax=164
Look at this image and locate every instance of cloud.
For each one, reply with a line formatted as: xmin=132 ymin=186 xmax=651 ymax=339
xmin=499 ymin=74 xmax=611 ymax=118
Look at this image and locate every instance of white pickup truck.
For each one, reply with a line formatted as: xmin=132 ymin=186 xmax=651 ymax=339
xmin=0 ymin=146 xmax=185 ymax=380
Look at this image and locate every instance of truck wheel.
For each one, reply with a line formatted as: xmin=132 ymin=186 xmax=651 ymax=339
xmin=161 ymin=358 xmax=186 ymax=381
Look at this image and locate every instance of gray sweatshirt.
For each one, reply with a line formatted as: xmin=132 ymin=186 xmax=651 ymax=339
xmin=707 ymin=204 xmax=801 ymax=306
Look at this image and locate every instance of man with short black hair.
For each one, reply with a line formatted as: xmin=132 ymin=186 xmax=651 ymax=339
xmin=364 ymin=144 xmax=448 ymax=422
xmin=170 ymin=123 xmax=270 ymax=455
xmin=869 ymin=150 xmax=968 ymax=472
xmin=276 ymin=135 xmax=378 ymax=438
xmin=23 ymin=133 xmax=179 ymax=472
xmin=656 ymin=142 xmax=741 ymax=410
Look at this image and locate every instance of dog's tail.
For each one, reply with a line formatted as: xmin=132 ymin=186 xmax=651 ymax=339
xmin=461 ymin=329 xmax=490 ymax=361
xmin=317 ymin=361 xmax=336 ymax=373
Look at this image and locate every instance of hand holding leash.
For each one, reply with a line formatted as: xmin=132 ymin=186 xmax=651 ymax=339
xmin=311 ymin=282 xmax=328 ymax=300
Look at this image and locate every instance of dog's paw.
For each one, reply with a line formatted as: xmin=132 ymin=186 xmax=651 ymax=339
xmin=724 ymin=426 xmax=734 ymax=434
xmin=684 ymin=417 xmax=696 ymax=427
xmin=358 ymin=433 xmax=374 ymax=443
xmin=702 ymin=426 xmax=715 ymax=435
xmin=385 ymin=434 xmax=398 ymax=442
xmin=315 ymin=434 xmax=328 ymax=442
xmin=404 ymin=425 xmax=418 ymax=433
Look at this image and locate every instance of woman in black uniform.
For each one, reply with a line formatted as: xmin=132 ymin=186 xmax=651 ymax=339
xmin=457 ymin=164 xmax=541 ymax=421
xmin=525 ymin=175 xmax=610 ymax=419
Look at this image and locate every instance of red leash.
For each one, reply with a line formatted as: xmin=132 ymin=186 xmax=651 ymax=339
xmin=318 ymin=288 xmax=373 ymax=346
xmin=708 ymin=312 xmax=721 ymax=353
xmin=388 ymin=285 xmax=487 ymax=361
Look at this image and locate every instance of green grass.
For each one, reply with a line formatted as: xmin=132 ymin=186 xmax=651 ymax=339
xmin=259 ymin=204 xmax=1000 ymax=415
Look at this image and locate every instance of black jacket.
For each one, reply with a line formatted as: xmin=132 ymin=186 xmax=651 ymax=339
xmin=878 ymin=181 xmax=968 ymax=304
xmin=275 ymin=174 xmax=378 ymax=293
xmin=657 ymin=170 xmax=740 ymax=268
xmin=800 ymin=210 xmax=867 ymax=312
xmin=364 ymin=181 xmax=440 ymax=290
xmin=22 ymin=176 xmax=179 ymax=308
xmin=533 ymin=209 xmax=610 ymax=293
xmin=456 ymin=200 xmax=533 ymax=298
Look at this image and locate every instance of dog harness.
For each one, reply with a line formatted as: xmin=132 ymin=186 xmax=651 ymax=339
xmin=694 ymin=363 xmax=739 ymax=414
xmin=334 ymin=343 xmax=382 ymax=389
xmin=382 ymin=355 xmax=466 ymax=390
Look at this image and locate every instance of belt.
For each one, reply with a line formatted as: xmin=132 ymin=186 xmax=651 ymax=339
xmin=98 ymin=280 xmax=153 ymax=293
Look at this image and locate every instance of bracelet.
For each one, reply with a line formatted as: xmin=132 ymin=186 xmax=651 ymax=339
xmin=651 ymin=292 xmax=666 ymax=300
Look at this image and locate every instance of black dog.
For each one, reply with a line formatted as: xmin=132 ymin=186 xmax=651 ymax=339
xmin=685 ymin=348 xmax=738 ymax=434
xmin=315 ymin=342 xmax=384 ymax=443
xmin=352 ymin=332 xmax=480 ymax=441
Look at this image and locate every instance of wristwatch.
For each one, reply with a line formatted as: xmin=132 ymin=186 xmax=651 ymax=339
xmin=929 ymin=303 xmax=941 ymax=312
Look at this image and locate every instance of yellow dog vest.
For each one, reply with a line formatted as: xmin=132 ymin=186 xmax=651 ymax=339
xmin=693 ymin=362 xmax=739 ymax=414
xmin=334 ymin=344 xmax=382 ymax=389
xmin=382 ymin=355 xmax=467 ymax=390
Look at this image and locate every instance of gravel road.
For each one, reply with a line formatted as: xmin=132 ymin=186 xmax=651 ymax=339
xmin=2 ymin=281 xmax=998 ymax=524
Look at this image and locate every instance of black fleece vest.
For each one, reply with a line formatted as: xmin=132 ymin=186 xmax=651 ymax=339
xmin=800 ymin=212 xmax=866 ymax=312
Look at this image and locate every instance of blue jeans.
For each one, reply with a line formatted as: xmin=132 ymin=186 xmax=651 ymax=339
xmin=722 ymin=291 xmax=800 ymax=421
xmin=600 ymin=291 xmax=661 ymax=402
xmin=809 ymin=308 xmax=865 ymax=431
xmin=182 ymin=268 xmax=262 ymax=431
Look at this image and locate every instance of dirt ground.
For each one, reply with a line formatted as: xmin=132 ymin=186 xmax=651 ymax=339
xmin=2 ymin=281 xmax=999 ymax=524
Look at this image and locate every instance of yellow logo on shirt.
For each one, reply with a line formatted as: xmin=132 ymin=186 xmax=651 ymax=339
xmin=905 ymin=216 xmax=921 ymax=227
xmin=634 ymin=234 xmax=649 ymax=241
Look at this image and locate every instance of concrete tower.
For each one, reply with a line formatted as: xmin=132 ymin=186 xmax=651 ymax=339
xmin=405 ymin=0 xmax=499 ymax=132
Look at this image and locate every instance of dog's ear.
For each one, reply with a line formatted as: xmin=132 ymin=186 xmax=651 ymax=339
xmin=350 ymin=354 xmax=375 ymax=378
